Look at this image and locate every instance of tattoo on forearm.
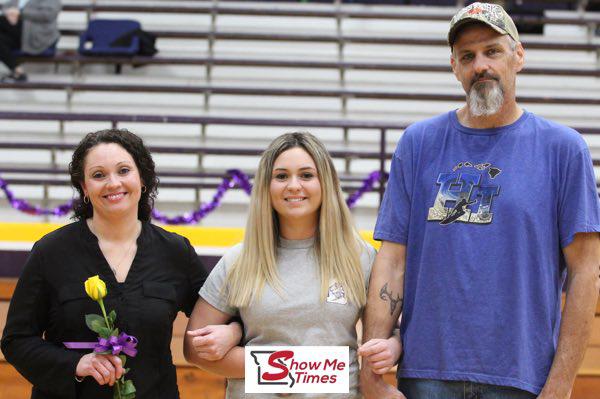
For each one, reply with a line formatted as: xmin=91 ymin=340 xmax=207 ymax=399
xmin=379 ymin=282 xmax=403 ymax=316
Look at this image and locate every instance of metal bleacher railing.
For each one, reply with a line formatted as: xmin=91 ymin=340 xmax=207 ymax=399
xmin=0 ymin=110 xmax=399 ymax=212
xmin=15 ymin=0 xmax=600 ymax=117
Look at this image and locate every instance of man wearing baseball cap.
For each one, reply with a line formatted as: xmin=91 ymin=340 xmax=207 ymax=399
xmin=359 ymin=2 xmax=600 ymax=398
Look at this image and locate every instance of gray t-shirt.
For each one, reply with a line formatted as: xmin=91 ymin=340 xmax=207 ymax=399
xmin=200 ymin=237 xmax=376 ymax=398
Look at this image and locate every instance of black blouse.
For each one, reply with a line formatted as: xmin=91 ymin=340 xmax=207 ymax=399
xmin=1 ymin=220 xmax=208 ymax=399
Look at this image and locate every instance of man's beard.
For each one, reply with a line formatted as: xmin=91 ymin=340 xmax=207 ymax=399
xmin=467 ymin=74 xmax=504 ymax=117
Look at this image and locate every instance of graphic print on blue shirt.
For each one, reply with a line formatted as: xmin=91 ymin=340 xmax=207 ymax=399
xmin=427 ymin=161 xmax=501 ymax=225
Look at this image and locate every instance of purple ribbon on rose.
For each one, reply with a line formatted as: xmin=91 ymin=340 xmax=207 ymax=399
xmin=96 ymin=333 xmax=138 ymax=356
xmin=64 ymin=332 xmax=138 ymax=357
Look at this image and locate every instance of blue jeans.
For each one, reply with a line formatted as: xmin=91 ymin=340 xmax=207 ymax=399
xmin=397 ymin=378 xmax=537 ymax=399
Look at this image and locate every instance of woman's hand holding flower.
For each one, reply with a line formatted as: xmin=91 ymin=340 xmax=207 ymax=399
xmin=70 ymin=276 xmax=137 ymax=397
xmin=76 ymin=353 xmax=124 ymax=386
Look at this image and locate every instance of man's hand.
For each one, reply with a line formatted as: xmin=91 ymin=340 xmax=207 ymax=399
xmin=4 ymin=7 xmax=19 ymax=25
xmin=360 ymin=367 xmax=406 ymax=399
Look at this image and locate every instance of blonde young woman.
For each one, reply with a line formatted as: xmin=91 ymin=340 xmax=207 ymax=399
xmin=184 ymin=132 xmax=400 ymax=398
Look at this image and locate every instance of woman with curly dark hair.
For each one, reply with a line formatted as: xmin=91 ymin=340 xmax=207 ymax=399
xmin=1 ymin=128 xmax=241 ymax=398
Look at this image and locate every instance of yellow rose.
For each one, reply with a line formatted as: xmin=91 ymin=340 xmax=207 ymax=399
xmin=84 ymin=275 xmax=107 ymax=301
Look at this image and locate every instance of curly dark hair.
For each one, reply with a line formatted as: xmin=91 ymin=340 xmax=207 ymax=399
xmin=69 ymin=128 xmax=159 ymax=221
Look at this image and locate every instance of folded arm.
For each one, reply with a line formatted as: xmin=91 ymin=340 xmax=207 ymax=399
xmin=183 ymin=298 xmax=245 ymax=378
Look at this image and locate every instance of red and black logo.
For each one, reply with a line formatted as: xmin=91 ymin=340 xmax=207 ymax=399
xmin=250 ymin=350 xmax=296 ymax=388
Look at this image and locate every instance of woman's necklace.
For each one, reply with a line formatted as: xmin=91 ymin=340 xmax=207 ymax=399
xmin=108 ymin=238 xmax=137 ymax=279
xmin=90 ymin=220 xmax=140 ymax=280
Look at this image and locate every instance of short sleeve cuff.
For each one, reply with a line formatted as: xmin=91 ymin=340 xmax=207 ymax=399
xmin=373 ymin=230 xmax=408 ymax=245
xmin=560 ymin=224 xmax=600 ymax=248
xmin=199 ymin=289 xmax=237 ymax=316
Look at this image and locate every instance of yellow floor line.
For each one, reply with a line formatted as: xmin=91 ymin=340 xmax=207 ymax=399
xmin=0 ymin=222 xmax=379 ymax=249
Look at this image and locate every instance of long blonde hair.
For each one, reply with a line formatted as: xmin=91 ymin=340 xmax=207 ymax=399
xmin=225 ymin=132 xmax=367 ymax=308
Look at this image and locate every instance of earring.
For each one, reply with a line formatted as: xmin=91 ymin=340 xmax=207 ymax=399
xmin=83 ymin=195 xmax=89 ymax=204
xmin=141 ymin=186 xmax=147 ymax=193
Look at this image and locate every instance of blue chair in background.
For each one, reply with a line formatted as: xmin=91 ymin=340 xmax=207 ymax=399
xmin=78 ymin=19 xmax=141 ymax=56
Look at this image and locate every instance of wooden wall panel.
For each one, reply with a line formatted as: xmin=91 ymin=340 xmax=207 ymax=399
xmin=177 ymin=367 xmax=225 ymax=399
xmin=171 ymin=336 xmax=187 ymax=366
xmin=0 ymin=361 xmax=225 ymax=399
xmin=580 ymin=347 xmax=600 ymax=375
xmin=0 ymin=279 xmax=15 ymax=301
xmin=590 ymin=317 xmax=600 ymax=346
xmin=0 ymin=301 xmax=7 ymax=361
xmin=0 ymin=362 xmax=30 ymax=399
xmin=173 ymin=312 xmax=188 ymax=337
xmin=572 ymin=376 xmax=600 ymax=399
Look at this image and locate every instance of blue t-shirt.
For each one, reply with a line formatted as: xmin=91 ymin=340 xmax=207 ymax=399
xmin=374 ymin=110 xmax=600 ymax=394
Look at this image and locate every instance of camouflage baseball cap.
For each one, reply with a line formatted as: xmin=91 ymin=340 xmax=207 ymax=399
xmin=448 ymin=2 xmax=519 ymax=47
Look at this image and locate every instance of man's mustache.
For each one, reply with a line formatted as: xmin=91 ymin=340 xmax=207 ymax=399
xmin=471 ymin=72 xmax=500 ymax=86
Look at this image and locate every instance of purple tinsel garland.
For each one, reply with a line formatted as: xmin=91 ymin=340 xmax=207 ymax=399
xmin=151 ymin=169 xmax=253 ymax=224
xmin=346 ymin=170 xmax=382 ymax=209
xmin=0 ymin=169 xmax=386 ymax=225
xmin=0 ymin=178 xmax=74 ymax=217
